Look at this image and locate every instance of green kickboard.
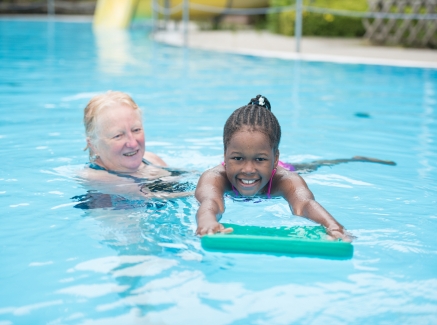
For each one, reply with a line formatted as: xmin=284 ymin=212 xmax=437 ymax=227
xmin=201 ymin=223 xmax=353 ymax=258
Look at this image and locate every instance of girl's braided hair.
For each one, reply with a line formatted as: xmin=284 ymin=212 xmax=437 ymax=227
xmin=223 ymin=95 xmax=281 ymax=153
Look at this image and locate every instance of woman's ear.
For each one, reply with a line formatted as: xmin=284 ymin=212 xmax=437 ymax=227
xmin=86 ymin=137 xmax=97 ymax=155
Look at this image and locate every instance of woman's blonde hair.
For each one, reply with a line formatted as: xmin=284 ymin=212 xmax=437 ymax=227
xmin=83 ymin=91 xmax=142 ymax=152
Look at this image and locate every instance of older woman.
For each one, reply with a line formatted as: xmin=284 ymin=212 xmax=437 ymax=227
xmin=79 ymin=91 xmax=193 ymax=203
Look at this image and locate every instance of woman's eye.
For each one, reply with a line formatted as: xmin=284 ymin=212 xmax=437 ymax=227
xmin=113 ymin=134 xmax=122 ymax=139
xmin=133 ymin=128 xmax=142 ymax=133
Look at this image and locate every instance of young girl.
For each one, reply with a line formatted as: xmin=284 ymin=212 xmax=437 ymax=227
xmin=195 ymin=95 xmax=355 ymax=241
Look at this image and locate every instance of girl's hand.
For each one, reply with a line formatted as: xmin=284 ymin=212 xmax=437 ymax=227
xmin=196 ymin=221 xmax=233 ymax=236
xmin=326 ymin=227 xmax=356 ymax=242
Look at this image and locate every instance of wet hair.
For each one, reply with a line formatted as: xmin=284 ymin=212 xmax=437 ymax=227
xmin=223 ymin=95 xmax=281 ymax=153
xmin=83 ymin=91 xmax=142 ymax=154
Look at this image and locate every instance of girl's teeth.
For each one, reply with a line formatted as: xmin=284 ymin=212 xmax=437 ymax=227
xmin=242 ymin=179 xmax=256 ymax=184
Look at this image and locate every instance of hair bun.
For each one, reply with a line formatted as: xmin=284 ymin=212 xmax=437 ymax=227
xmin=248 ymin=94 xmax=271 ymax=111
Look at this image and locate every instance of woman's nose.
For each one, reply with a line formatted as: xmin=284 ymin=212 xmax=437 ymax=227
xmin=125 ymin=132 xmax=137 ymax=147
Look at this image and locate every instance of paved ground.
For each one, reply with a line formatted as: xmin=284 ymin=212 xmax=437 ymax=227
xmin=154 ymin=29 xmax=437 ymax=69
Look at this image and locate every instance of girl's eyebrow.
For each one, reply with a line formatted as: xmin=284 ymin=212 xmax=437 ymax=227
xmin=228 ymin=151 xmax=271 ymax=156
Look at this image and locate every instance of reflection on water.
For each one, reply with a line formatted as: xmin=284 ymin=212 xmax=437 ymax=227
xmin=53 ymin=258 xmax=437 ymax=324
xmin=417 ymin=77 xmax=435 ymax=180
xmin=94 ymin=29 xmax=138 ymax=75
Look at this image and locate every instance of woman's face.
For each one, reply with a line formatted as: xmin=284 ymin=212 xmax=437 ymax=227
xmin=224 ymin=127 xmax=278 ymax=197
xmin=90 ymin=103 xmax=145 ymax=173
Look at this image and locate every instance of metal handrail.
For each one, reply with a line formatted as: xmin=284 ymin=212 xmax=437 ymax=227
xmin=188 ymin=2 xmax=296 ymax=15
xmin=153 ymin=1 xmax=437 ymax=20
xmin=152 ymin=1 xmax=184 ymax=15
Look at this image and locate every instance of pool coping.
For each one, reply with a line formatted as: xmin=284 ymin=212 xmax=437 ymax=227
xmin=154 ymin=30 xmax=437 ymax=69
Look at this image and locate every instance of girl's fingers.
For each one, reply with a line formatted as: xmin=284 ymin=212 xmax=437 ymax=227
xmin=196 ymin=224 xmax=233 ymax=236
xmin=220 ymin=227 xmax=233 ymax=234
xmin=326 ymin=228 xmax=354 ymax=242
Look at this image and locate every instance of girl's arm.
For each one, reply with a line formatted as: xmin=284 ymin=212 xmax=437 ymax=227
xmin=195 ymin=165 xmax=233 ymax=236
xmin=277 ymin=170 xmax=353 ymax=242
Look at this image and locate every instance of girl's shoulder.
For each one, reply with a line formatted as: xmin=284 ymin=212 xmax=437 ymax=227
xmin=199 ymin=164 xmax=230 ymax=186
xmin=195 ymin=164 xmax=230 ymax=199
xmin=275 ymin=165 xmax=300 ymax=178
xmin=272 ymin=166 xmax=308 ymax=191
xmin=199 ymin=162 xmax=224 ymax=173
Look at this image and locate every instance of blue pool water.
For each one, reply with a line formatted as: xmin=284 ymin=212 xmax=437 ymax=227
xmin=1 ymin=18 xmax=437 ymax=324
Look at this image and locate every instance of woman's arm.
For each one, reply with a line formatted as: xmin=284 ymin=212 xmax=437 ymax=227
xmin=276 ymin=170 xmax=353 ymax=242
xmin=195 ymin=165 xmax=233 ymax=235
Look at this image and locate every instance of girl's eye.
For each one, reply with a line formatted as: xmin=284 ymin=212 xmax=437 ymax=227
xmin=232 ymin=157 xmax=243 ymax=161
xmin=256 ymin=158 xmax=267 ymax=162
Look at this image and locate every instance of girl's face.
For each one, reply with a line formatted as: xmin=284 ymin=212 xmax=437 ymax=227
xmin=224 ymin=127 xmax=279 ymax=197
xmin=89 ymin=103 xmax=145 ymax=173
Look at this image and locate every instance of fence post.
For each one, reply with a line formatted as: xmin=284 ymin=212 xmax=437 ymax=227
xmin=47 ymin=0 xmax=55 ymax=15
xmin=183 ymin=0 xmax=189 ymax=47
xmin=152 ymin=0 xmax=157 ymax=34
xmin=164 ymin=0 xmax=170 ymax=29
xmin=295 ymin=0 xmax=302 ymax=52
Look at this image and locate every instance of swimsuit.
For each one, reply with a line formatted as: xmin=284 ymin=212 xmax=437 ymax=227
xmin=73 ymin=158 xmax=194 ymax=210
xmin=278 ymin=161 xmax=296 ymax=172
xmin=89 ymin=158 xmax=185 ymax=180
xmin=88 ymin=158 xmax=190 ymax=192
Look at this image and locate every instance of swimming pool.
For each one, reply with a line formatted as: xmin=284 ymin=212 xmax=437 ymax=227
xmin=1 ymin=17 xmax=436 ymax=324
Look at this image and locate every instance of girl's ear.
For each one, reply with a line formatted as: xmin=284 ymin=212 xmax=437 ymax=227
xmin=274 ymin=149 xmax=280 ymax=168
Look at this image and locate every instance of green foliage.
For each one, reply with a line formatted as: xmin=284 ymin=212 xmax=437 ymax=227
xmin=268 ymin=0 xmax=368 ymax=37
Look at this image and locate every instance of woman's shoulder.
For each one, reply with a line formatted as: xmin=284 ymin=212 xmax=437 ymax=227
xmin=79 ymin=164 xmax=121 ymax=181
xmin=143 ymin=152 xmax=167 ymax=167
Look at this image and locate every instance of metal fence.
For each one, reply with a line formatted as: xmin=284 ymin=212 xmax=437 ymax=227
xmin=151 ymin=0 xmax=437 ymax=50
xmin=0 ymin=0 xmax=95 ymax=15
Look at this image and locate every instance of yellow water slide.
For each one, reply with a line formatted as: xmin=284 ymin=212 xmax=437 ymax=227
xmin=94 ymin=0 xmax=269 ymax=29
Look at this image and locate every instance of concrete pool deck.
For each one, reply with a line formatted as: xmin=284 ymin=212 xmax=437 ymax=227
xmin=154 ymin=29 xmax=437 ymax=69
xmin=3 ymin=15 xmax=435 ymax=68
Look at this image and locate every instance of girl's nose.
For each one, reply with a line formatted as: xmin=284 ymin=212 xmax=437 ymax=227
xmin=242 ymin=161 xmax=256 ymax=174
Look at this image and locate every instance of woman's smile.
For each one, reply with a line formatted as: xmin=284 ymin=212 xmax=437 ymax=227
xmin=123 ymin=149 xmax=140 ymax=157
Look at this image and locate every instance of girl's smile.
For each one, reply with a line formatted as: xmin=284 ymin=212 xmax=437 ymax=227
xmin=224 ymin=127 xmax=278 ymax=197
